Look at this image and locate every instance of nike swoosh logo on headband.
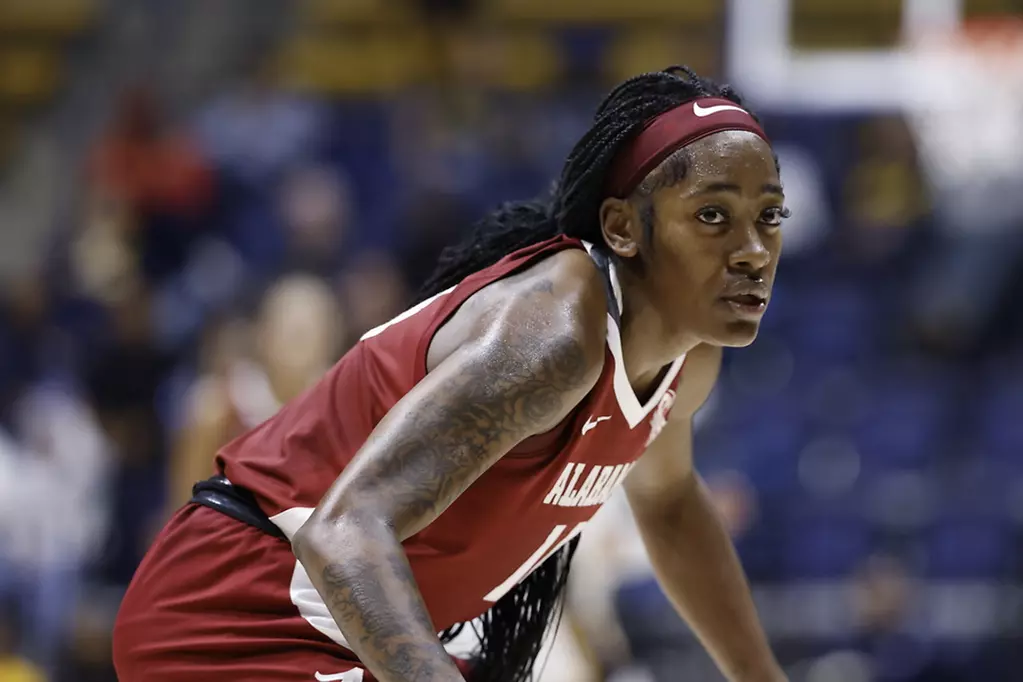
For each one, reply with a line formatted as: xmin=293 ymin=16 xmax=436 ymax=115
xmin=693 ymin=102 xmax=749 ymax=117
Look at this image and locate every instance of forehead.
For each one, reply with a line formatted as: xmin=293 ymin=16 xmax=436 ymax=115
xmin=682 ymin=130 xmax=778 ymax=185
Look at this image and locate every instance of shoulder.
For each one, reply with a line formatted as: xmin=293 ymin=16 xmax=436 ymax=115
xmin=516 ymin=246 xmax=609 ymax=341
xmin=428 ymin=245 xmax=608 ymax=399
xmin=484 ymin=248 xmax=608 ymax=390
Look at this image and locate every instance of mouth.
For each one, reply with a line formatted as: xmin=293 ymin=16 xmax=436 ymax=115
xmin=719 ymin=293 xmax=768 ymax=319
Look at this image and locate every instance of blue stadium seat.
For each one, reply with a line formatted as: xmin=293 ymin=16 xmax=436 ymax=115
xmin=923 ymin=517 xmax=1012 ymax=579
xmin=854 ymin=414 xmax=939 ymax=472
xmin=978 ymin=384 xmax=1023 ymax=457
xmin=852 ymin=369 xmax=955 ymax=472
xmin=783 ymin=513 xmax=871 ymax=579
xmin=785 ymin=284 xmax=876 ymax=361
xmin=759 ymin=280 xmax=795 ymax=331
xmin=735 ymin=523 xmax=783 ymax=582
xmin=936 ymin=458 xmax=1018 ymax=520
xmin=740 ymin=427 xmax=805 ymax=494
xmin=791 ymin=322 xmax=871 ymax=364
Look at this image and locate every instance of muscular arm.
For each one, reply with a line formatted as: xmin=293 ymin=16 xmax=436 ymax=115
xmin=624 ymin=345 xmax=784 ymax=682
xmin=292 ymin=270 xmax=606 ymax=682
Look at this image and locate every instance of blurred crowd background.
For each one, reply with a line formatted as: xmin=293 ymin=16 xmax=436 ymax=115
xmin=0 ymin=1 xmax=1022 ymax=681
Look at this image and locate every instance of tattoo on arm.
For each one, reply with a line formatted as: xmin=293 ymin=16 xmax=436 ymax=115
xmin=299 ymin=278 xmax=599 ymax=682
xmin=347 ymin=278 xmax=589 ymax=531
xmin=321 ymin=552 xmax=452 ymax=681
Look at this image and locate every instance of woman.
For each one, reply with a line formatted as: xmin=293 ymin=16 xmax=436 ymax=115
xmin=114 ymin=66 xmax=789 ymax=682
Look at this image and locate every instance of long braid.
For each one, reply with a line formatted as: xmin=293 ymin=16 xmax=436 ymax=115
xmin=420 ymin=67 xmax=754 ymax=682
xmin=417 ymin=199 xmax=556 ymax=299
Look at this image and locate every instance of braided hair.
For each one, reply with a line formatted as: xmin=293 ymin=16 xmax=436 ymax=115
xmin=416 ymin=66 xmax=754 ymax=301
xmin=421 ymin=67 xmax=756 ymax=682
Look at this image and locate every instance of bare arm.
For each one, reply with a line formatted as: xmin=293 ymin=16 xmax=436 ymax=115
xmin=292 ymin=274 xmax=606 ymax=682
xmin=624 ymin=345 xmax=784 ymax=682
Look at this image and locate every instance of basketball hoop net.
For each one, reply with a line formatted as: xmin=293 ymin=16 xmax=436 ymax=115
xmin=905 ymin=16 xmax=1023 ymax=218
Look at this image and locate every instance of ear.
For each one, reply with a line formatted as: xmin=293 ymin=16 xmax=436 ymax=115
xmin=598 ymin=197 xmax=641 ymax=259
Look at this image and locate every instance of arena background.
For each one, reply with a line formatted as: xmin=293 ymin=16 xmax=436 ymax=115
xmin=1 ymin=1 xmax=1022 ymax=680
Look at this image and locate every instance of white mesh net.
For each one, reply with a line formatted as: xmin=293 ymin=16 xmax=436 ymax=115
xmin=904 ymin=18 xmax=1023 ymax=232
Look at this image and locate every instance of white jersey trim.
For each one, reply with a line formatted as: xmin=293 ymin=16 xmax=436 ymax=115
xmin=269 ymin=506 xmax=314 ymax=540
xmin=269 ymin=506 xmax=474 ymax=657
xmin=268 ymin=508 xmax=356 ymax=649
xmin=605 ymin=319 xmax=685 ymax=428
xmin=359 ymin=286 xmax=456 ymax=341
xmin=581 ymin=241 xmax=685 ymax=429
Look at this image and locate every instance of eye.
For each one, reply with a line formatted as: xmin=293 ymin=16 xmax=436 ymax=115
xmin=696 ymin=207 xmax=728 ymax=225
xmin=759 ymin=206 xmax=790 ymax=226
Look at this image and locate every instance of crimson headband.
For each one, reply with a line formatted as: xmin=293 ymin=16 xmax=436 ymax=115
xmin=605 ymin=97 xmax=770 ymax=199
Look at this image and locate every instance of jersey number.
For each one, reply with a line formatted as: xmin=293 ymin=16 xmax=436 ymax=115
xmin=482 ymin=522 xmax=587 ymax=603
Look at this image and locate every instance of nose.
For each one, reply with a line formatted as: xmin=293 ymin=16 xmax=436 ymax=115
xmin=727 ymin=222 xmax=770 ymax=275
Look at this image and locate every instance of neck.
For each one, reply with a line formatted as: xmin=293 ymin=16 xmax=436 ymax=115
xmin=616 ymin=263 xmax=700 ymax=393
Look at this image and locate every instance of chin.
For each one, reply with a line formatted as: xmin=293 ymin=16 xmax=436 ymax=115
xmin=711 ymin=320 xmax=761 ymax=347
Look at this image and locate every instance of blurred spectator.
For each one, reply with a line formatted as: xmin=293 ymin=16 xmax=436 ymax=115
xmin=705 ymin=470 xmax=759 ymax=540
xmin=396 ymin=189 xmax=473 ymax=289
xmin=87 ymin=87 xmax=216 ymax=284
xmin=254 ymin=274 xmax=344 ymax=401
xmin=83 ymin=282 xmax=175 ymax=585
xmin=169 ymin=274 xmax=344 ymax=509
xmin=848 ymin=554 xmax=950 ymax=682
xmin=851 ymin=554 xmax=914 ymax=636
xmin=193 ymin=59 xmax=327 ymax=280
xmin=840 ymin=116 xmax=930 ymax=270
xmin=167 ymin=315 xmax=252 ymax=510
xmin=337 ymin=251 xmax=408 ymax=342
xmin=0 ymin=278 xmax=49 ymax=417
xmin=62 ymin=591 xmax=120 ymax=682
xmin=89 ymin=88 xmax=213 ymax=218
xmin=802 ymin=650 xmax=873 ymax=682
xmin=568 ymin=490 xmax=649 ymax=679
xmin=195 ymin=58 xmax=323 ymax=189
xmin=389 ymin=93 xmax=493 ymax=200
xmin=70 ymin=189 xmax=140 ymax=307
xmin=278 ymin=163 xmax=353 ymax=278
xmin=566 ymin=471 xmax=767 ymax=682
xmin=0 ymin=603 xmax=44 ymax=682
xmin=0 ymin=384 xmax=111 ymax=677
xmin=0 ymin=274 xmax=112 ymax=676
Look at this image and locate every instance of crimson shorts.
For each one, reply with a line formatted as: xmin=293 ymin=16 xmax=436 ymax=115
xmin=112 ymin=504 xmax=368 ymax=682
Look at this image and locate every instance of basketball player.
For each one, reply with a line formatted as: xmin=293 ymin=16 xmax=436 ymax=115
xmin=113 ymin=67 xmax=789 ymax=682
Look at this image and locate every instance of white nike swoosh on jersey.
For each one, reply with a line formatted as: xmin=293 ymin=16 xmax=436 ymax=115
xmin=315 ymin=671 xmax=362 ymax=682
xmin=581 ymin=415 xmax=612 ymax=435
xmin=693 ymin=102 xmax=748 ymax=117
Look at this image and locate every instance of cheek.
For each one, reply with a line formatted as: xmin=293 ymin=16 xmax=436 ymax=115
xmin=767 ymin=232 xmax=784 ymax=269
xmin=653 ymin=225 xmax=722 ymax=291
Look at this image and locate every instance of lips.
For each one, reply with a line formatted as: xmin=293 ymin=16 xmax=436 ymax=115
xmin=720 ymin=286 xmax=769 ymax=306
xmin=719 ymin=284 xmax=770 ymax=319
xmin=721 ymin=293 xmax=767 ymax=306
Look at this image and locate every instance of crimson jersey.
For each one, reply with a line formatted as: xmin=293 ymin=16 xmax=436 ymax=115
xmin=217 ymin=235 xmax=687 ymax=652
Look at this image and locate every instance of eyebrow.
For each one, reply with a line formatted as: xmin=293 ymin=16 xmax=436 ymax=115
xmin=694 ymin=182 xmax=785 ymax=196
